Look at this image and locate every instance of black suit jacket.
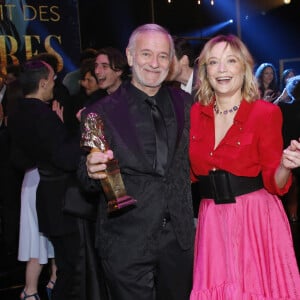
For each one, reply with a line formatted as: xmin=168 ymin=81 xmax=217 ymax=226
xmin=279 ymin=100 xmax=300 ymax=176
xmin=279 ymin=100 xmax=300 ymax=148
xmin=9 ymin=98 xmax=81 ymax=236
xmin=78 ymin=81 xmax=195 ymax=258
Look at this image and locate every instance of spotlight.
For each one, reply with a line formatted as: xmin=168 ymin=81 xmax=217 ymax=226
xmin=210 ymin=0 xmax=214 ymax=5
xmin=283 ymin=0 xmax=291 ymax=4
xmin=229 ymin=19 xmax=233 ymax=23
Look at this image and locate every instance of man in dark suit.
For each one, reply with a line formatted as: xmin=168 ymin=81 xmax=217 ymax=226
xmin=166 ymin=36 xmax=198 ymax=98
xmin=78 ymin=24 xmax=195 ymax=300
xmin=166 ymin=37 xmax=201 ymax=221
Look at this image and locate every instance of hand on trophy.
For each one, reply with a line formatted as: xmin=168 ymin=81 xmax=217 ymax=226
xmin=81 ymin=112 xmax=137 ymax=213
xmin=86 ymin=149 xmax=114 ymax=180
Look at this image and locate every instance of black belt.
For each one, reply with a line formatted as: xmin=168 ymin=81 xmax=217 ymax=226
xmin=195 ymin=170 xmax=264 ymax=204
xmin=40 ymin=173 xmax=70 ymax=181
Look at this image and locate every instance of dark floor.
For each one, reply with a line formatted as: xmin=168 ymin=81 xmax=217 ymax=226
xmin=0 ymin=219 xmax=299 ymax=300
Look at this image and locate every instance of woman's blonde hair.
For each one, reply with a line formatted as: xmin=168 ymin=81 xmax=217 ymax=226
xmin=195 ymin=34 xmax=259 ymax=105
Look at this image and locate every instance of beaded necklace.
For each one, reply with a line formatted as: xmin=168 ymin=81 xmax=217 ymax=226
xmin=213 ymin=103 xmax=240 ymax=115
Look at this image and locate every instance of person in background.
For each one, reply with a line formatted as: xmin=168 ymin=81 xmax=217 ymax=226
xmin=0 ymin=65 xmax=23 ymax=260
xmin=65 ymin=46 xmax=128 ymax=132
xmin=3 ymin=64 xmax=22 ymax=122
xmin=278 ymin=75 xmax=300 ymax=223
xmin=0 ymin=64 xmax=22 ymax=127
xmin=190 ymin=34 xmax=300 ymax=299
xmin=165 ymin=37 xmax=200 ymax=222
xmin=274 ymin=68 xmax=297 ymax=104
xmin=94 ymin=46 xmax=128 ymax=95
xmin=0 ymin=107 xmax=23 ymax=260
xmin=255 ymin=62 xmax=280 ymax=102
xmin=72 ymin=46 xmax=128 ymax=126
xmin=31 ymin=52 xmax=85 ymax=136
xmin=18 ymin=167 xmax=57 ymax=300
xmin=79 ymin=59 xmax=103 ymax=102
xmin=63 ymin=48 xmax=98 ymax=96
xmin=9 ymin=60 xmax=103 ymax=300
xmin=3 ymin=75 xmax=57 ymax=300
xmin=63 ymin=58 xmax=106 ymax=133
xmin=5 ymin=63 xmax=22 ymax=84
xmin=0 ymin=64 xmax=22 ymax=126
xmin=166 ymin=36 xmax=198 ymax=97
xmin=78 ymin=23 xmax=195 ymax=300
xmin=30 ymin=52 xmax=70 ymax=109
xmin=75 ymin=58 xmax=107 ymax=108
xmin=281 ymin=68 xmax=296 ymax=92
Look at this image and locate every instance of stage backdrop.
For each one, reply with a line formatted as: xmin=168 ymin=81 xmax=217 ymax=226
xmin=0 ymin=0 xmax=81 ymax=76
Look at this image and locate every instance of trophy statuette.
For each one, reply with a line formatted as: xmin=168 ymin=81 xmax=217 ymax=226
xmin=81 ymin=112 xmax=137 ymax=213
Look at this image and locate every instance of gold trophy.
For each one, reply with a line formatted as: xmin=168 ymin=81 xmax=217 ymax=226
xmin=81 ymin=112 xmax=137 ymax=213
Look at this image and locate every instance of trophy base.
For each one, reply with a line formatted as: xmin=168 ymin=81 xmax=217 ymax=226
xmin=108 ymin=196 xmax=137 ymax=213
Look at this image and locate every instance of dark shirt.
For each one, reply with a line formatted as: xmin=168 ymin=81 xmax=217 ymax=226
xmin=127 ymin=83 xmax=175 ymax=169
xmin=9 ymin=97 xmax=80 ymax=173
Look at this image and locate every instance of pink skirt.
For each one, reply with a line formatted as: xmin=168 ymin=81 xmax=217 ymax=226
xmin=190 ymin=189 xmax=300 ymax=300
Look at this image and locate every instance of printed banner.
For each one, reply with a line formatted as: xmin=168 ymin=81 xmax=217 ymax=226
xmin=0 ymin=0 xmax=81 ymax=76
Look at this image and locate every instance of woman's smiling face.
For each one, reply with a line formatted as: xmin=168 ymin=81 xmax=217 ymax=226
xmin=206 ymin=41 xmax=244 ymax=98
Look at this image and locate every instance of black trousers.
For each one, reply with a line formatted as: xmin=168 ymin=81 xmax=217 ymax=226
xmin=50 ymin=219 xmax=108 ymax=300
xmin=50 ymin=231 xmax=82 ymax=300
xmin=101 ymin=220 xmax=193 ymax=300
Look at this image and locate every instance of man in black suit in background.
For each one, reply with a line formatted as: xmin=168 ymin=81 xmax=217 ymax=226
xmin=78 ymin=24 xmax=195 ymax=300
xmin=166 ymin=36 xmax=198 ymax=97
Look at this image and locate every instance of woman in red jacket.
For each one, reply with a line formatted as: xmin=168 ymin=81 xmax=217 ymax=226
xmin=190 ymin=34 xmax=300 ymax=299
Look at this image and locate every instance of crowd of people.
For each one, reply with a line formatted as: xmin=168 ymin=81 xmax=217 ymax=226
xmin=0 ymin=23 xmax=300 ymax=300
